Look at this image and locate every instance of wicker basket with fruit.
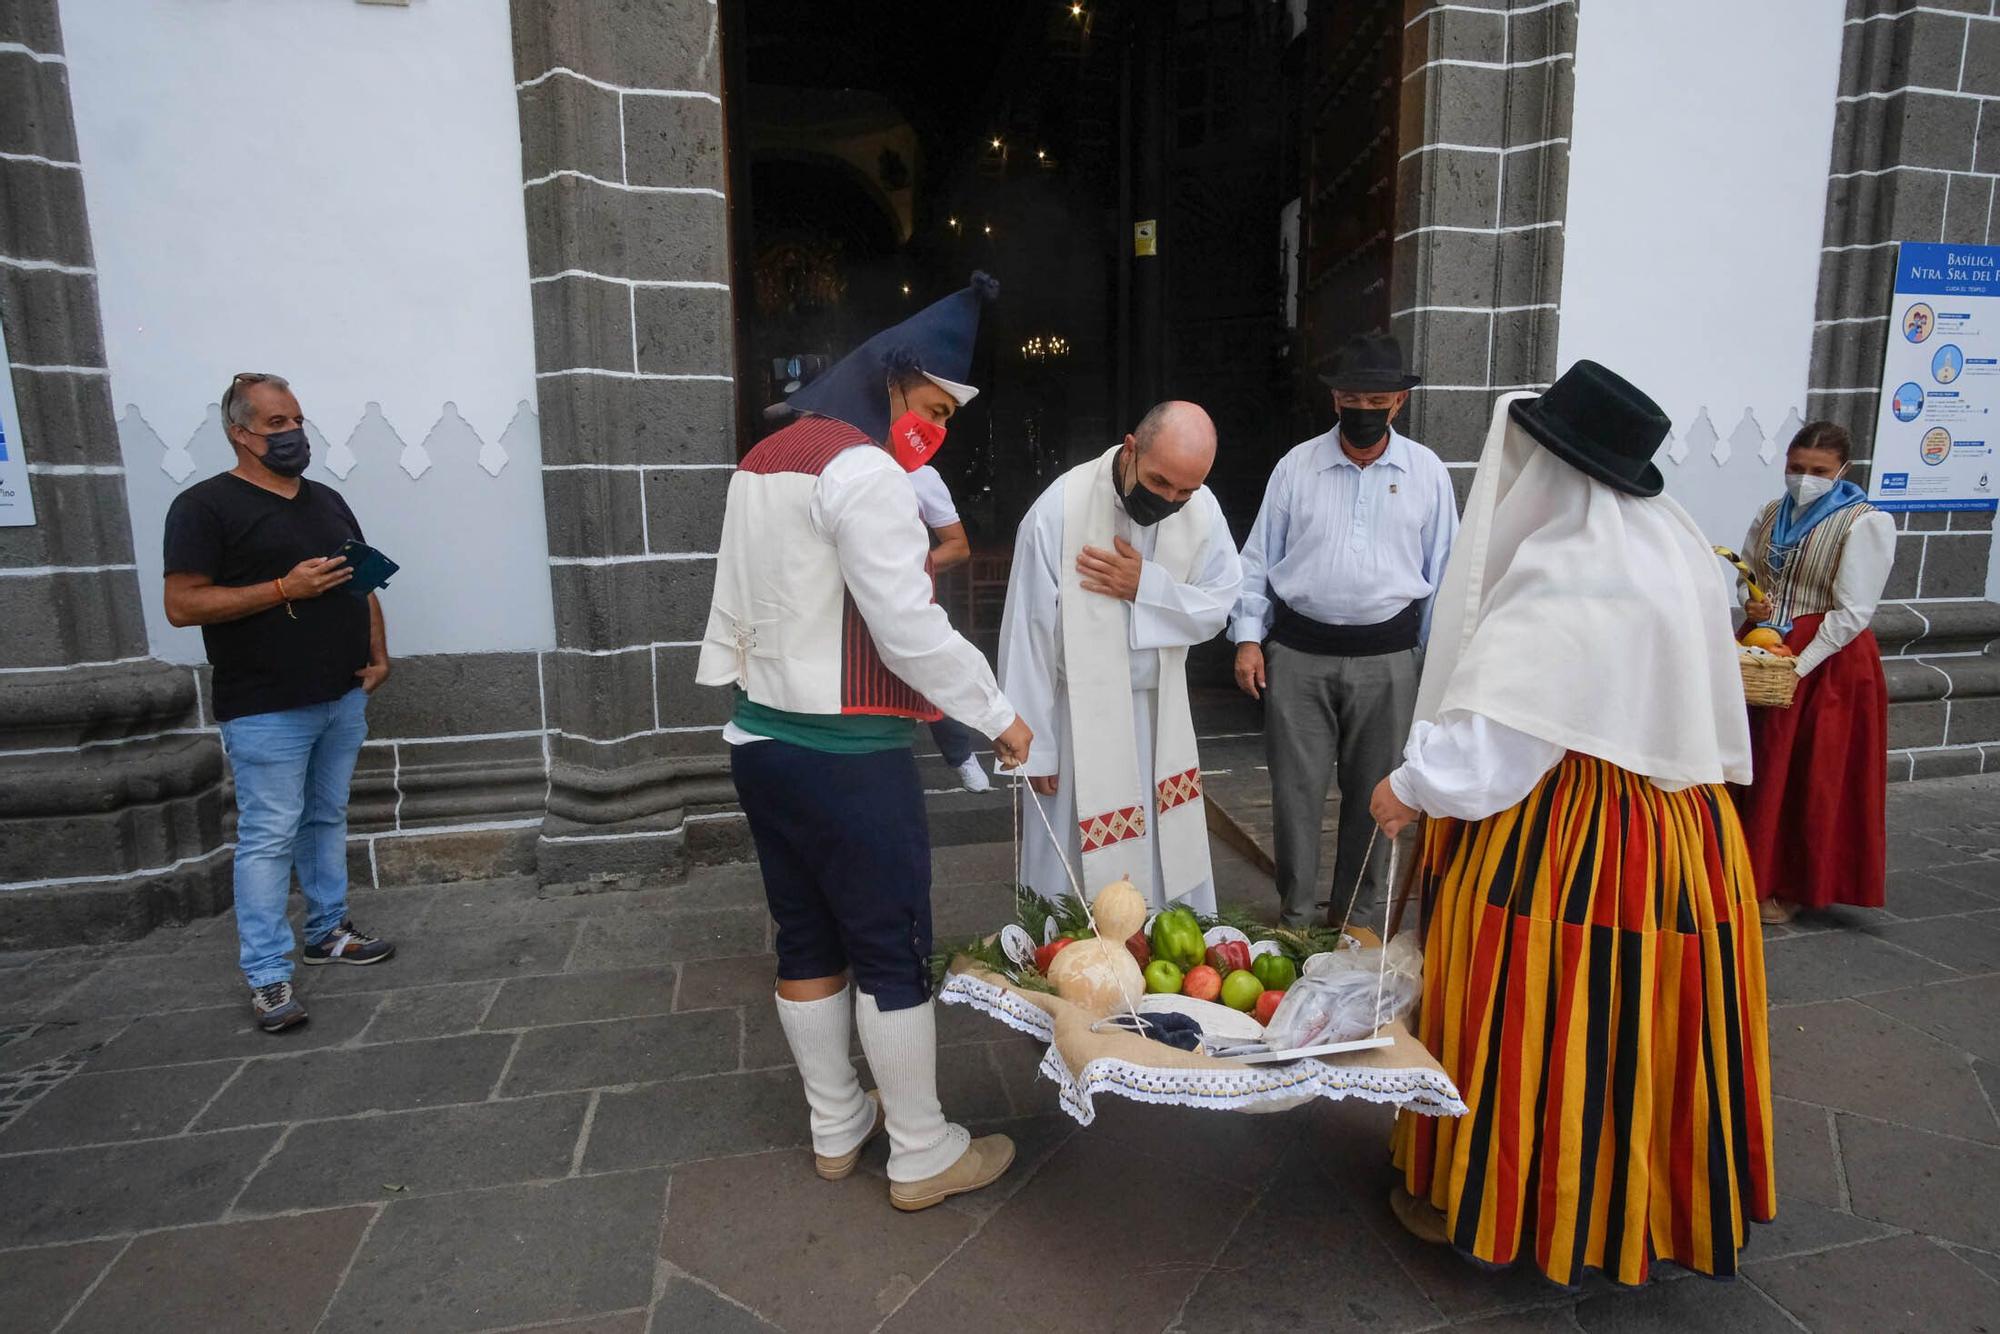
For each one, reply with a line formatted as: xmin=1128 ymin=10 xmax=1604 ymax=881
xmin=1714 ymin=547 xmax=1800 ymax=708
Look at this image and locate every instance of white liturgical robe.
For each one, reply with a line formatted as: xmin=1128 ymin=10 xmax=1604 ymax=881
xmin=996 ymin=462 xmax=1241 ymax=912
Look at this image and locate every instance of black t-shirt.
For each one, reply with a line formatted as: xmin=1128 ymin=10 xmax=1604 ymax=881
xmin=163 ymin=473 xmax=371 ymax=721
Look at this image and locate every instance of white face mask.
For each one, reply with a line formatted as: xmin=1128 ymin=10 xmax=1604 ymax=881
xmin=1785 ymin=473 xmax=1836 ymax=506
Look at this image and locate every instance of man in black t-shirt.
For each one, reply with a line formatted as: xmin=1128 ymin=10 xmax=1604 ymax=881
xmin=164 ymin=372 xmax=396 ymax=1033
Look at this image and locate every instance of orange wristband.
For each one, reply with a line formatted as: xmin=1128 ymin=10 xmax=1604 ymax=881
xmin=274 ymin=577 xmax=288 ymax=602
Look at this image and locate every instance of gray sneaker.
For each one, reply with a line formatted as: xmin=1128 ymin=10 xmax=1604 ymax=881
xmin=303 ymin=921 xmax=395 ymax=967
xmin=252 ymin=980 xmax=308 ymax=1033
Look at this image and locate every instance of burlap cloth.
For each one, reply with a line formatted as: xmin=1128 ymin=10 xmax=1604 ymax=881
xmin=940 ymin=933 xmax=1466 ymax=1126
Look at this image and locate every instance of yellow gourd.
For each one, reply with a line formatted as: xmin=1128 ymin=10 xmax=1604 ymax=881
xmin=1046 ymin=937 xmax=1146 ymax=1015
xmin=1090 ymin=876 xmax=1147 ymax=945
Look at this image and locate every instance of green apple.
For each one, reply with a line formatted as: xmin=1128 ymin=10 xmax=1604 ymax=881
xmin=1220 ymin=969 xmax=1265 ymax=1012
xmin=1143 ymin=959 xmax=1185 ymax=994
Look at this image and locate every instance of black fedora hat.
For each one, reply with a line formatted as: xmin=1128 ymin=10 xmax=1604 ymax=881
xmin=1508 ymin=360 xmax=1671 ymax=498
xmin=1318 ymin=332 xmax=1421 ymax=392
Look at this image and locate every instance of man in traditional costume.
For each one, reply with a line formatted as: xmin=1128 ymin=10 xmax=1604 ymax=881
xmin=698 ymin=274 xmax=1033 ymax=1212
xmin=1368 ymin=362 xmax=1776 ymax=1286
xmin=997 ymin=401 xmax=1242 ymax=913
xmin=1231 ymin=333 xmax=1458 ymax=926
xmin=1730 ymin=421 xmax=1893 ymax=924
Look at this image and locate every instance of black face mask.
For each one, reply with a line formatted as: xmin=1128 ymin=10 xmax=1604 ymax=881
xmin=252 ymin=427 xmax=311 ymax=478
xmin=1337 ymin=406 xmax=1393 ymax=451
xmin=1120 ymin=455 xmax=1187 ymax=527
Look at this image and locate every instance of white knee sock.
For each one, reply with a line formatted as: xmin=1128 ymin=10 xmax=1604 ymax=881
xmin=853 ymin=990 xmax=970 ymax=1183
xmin=774 ymin=987 xmax=876 ymax=1157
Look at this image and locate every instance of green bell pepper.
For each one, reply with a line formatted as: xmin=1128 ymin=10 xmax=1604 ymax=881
xmin=1251 ymin=952 xmax=1298 ymax=992
xmin=1149 ymin=908 xmax=1206 ymax=972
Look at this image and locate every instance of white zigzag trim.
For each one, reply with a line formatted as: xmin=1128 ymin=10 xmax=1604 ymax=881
xmin=937 ymin=974 xmax=1053 ymax=1041
xmin=938 ymin=972 xmax=1469 ymax=1127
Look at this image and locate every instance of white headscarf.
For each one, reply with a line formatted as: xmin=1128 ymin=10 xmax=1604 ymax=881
xmin=1415 ymin=393 xmax=1752 ymax=788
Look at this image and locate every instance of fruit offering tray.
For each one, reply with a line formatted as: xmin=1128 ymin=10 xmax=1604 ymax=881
xmin=931 ymin=888 xmax=1466 ymax=1127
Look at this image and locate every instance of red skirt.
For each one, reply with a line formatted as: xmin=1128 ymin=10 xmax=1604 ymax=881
xmin=1731 ymin=614 xmax=1886 ymax=909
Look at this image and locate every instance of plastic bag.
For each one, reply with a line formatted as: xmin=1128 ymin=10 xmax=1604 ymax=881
xmin=1261 ymin=934 xmax=1423 ymax=1049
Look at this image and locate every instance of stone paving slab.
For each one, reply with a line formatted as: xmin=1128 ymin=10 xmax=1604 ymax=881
xmin=0 ymin=1060 xmax=236 ymax=1150
xmin=1746 ymin=1233 xmax=2000 ymax=1334
xmin=64 ymin=1206 xmax=374 ymax=1334
xmin=320 ymin=1170 xmax=669 ymax=1334
xmin=87 ymin=996 xmax=379 ymax=1070
xmin=484 ymin=964 xmax=679 ymax=1029
xmin=194 ymin=1032 xmax=518 ymax=1129
xmin=662 ymin=1149 xmax=977 ymax=1334
xmin=1766 ymin=999 xmax=1997 ymax=1142
xmin=0 ymin=1239 xmax=124 ymax=1333
xmin=0 ymin=1125 xmax=281 ymax=1246
xmin=1837 ymin=1114 xmax=2000 ymax=1252
xmin=233 ymin=1091 xmax=590 ymax=1214
xmin=0 ymin=773 xmax=1996 ymax=1331
xmin=501 ymin=1010 xmax=738 ymax=1096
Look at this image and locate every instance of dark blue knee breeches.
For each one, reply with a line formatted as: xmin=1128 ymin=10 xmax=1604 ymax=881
xmin=728 ymin=739 xmax=934 ymax=1011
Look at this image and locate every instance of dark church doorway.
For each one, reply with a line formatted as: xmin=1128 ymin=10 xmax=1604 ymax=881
xmin=721 ymin=0 xmax=1406 ymax=662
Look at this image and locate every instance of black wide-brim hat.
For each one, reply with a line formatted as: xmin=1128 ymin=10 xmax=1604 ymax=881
xmin=1318 ymin=331 xmax=1421 ymax=392
xmin=1508 ymin=359 xmax=1671 ymax=498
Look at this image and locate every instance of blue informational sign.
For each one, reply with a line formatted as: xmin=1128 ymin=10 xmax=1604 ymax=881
xmin=1871 ymin=242 xmax=1999 ymax=512
xmin=0 ymin=313 xmax=36 ymax=527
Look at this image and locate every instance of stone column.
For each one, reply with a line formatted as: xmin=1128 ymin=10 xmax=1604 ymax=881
xmin=0 ymin=0 xmax=227 ymax=946
xmin=1810 ymin=1 xmax=2000 ymax=777
xmin=1394 ymin=0 xmax=1578 ymax=486
xmin=509 ymin=2 xmax=739 ymax=883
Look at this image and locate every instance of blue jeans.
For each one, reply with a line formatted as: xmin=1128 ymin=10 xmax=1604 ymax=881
xmin=219 ymin=688 xmax=369 ymax=986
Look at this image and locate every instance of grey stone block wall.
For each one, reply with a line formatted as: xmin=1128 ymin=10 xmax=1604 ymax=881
xmin=0 ymin=0 xmax=230 ymax=948
xmin=510 ymin=0 xmax=735 ymax=885
xmin=1811 ymin=2 xmax=2000 ymax=780
xmin=1394 ymin=1 xmax=1577 ymax=471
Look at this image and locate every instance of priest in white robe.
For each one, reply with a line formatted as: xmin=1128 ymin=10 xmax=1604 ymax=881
xmin=996 ymin=401 xmax=1243 ymax=913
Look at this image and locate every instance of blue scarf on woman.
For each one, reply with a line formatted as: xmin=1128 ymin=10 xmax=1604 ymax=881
xmin=1767 ymin=478 xmax=1866 ymax=576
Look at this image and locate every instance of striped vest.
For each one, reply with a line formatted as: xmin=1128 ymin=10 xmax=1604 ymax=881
xmin=1746 ymin=498 xmax=1878 ymax=619
xmin=695 ymin=415 xmax=940 ymax=721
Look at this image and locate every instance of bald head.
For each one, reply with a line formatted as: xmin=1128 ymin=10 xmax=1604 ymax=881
xmin=1123 ymin=400 xmax=1216 ymax=503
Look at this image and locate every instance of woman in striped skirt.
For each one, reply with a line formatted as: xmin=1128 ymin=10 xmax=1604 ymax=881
xmin=1368 ymin=363 xmax=1776 ymax=1287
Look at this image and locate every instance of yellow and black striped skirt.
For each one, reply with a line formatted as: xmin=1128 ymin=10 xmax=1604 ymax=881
xmin=1392 ymin=755 xmax=1776 ymax=1287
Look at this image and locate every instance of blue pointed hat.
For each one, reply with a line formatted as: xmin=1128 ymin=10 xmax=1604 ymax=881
xmin=787 ymin=272 xmax=999 ymax=443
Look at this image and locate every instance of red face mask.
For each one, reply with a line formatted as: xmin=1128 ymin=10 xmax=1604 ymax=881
xmin=888 ymin=410 xmax=947 ymax=472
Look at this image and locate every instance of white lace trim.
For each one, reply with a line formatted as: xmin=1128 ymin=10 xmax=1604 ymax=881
xmin=938 ymin=972 xmax=1469 ymax=1127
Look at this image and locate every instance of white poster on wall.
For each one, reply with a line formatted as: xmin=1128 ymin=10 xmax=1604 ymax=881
xmin=1870 ymin=240 xmax=1999 ymax=514
xmin=0 ymin=314 xmax=36 ymax=527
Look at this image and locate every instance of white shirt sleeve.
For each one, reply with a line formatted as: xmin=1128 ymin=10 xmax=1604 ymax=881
xmin=1130 ymin=494 xmax=1244 ymax=652
xmin=1794 ymin=510 xmax=1896 ymax=677
xmin=1229 ymin=462 xmax=1289 ymax=644
xmin=812 ymin=449 xmax=1014 ymax=738
xmin=1388 ymin=715 xmax=1567 ymax=822
xmin=908 ymin=465 xmax=960 ymax=529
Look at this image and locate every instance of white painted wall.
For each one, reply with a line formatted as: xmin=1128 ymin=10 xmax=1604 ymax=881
xmin=1556 ymin=0 xmax=1845 ymax=554
xmin=62 ymin=0 xmax=554 ymax=662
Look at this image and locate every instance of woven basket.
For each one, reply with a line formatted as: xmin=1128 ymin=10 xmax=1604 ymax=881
xmin=1739 ymin=652 xmax=1799 ymax=708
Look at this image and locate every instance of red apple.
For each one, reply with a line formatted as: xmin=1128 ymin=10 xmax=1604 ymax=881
xmin=1125 ymin=932 xmax=1151 ymax=968
xmin=1182 ymin=964 xmax=1222 ymax=1003
xmin=1253 ymin=988 xmax=1285 ymax=1026
xmin=1033 ymin=937 xmax=1075 ymax=974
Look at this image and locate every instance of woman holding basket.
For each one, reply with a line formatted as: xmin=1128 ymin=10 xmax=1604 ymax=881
xmin=1731 ymin=421 xmax=1894 ymax=924
xmin=1367 ymin=362 xmax=1775 ymax=1288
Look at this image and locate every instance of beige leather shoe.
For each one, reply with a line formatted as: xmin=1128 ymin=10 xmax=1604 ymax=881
xmin=1758 ymin=897 xmax=1797 ymax=926
xmin=1390 ymin=1184 xmax=1449 ymax=1245
xmin=889 ymin=1133 xmax=1016 ymax=1212
xmin=814 ymin=1091 xmax=884 ymax=1182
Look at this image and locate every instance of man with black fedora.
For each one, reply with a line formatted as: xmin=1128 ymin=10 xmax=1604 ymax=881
xmin=1230 ymin=332 xmax=1458 ymax=926
xmin=1363 ymin=361 xmax=1769 ymax=1286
